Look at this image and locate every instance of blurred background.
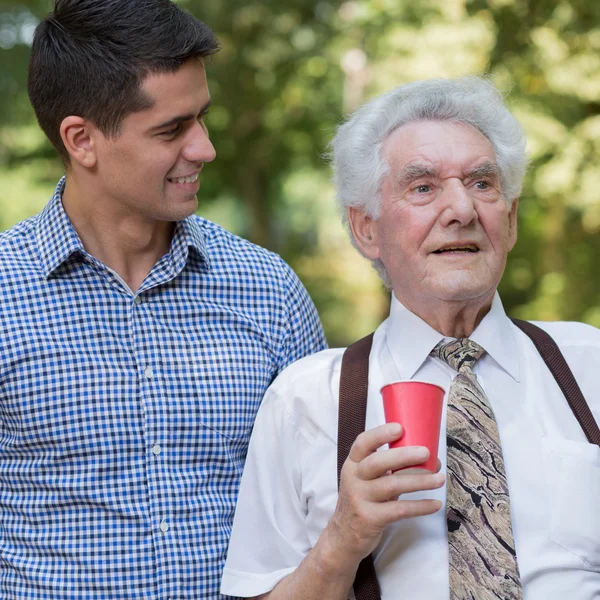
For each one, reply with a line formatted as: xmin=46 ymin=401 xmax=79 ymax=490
xmin=0 ymin=0 xmax=599 ymax=346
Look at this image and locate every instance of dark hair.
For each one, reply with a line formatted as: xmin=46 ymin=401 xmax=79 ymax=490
xmin=27 ymin=0 xmax=220 ymax=164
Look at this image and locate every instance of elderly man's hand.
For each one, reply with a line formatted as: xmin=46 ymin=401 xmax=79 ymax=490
xmin=324 ymin=422 xmax=445 ymax=566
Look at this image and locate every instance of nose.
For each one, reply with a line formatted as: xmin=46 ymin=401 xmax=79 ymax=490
xmin=182 ymin=121 xmax=216 ymax=164
xmin=438 ymin=179 xmax=477 ymax=227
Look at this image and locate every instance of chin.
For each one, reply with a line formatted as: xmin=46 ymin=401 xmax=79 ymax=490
xmin=437 ymin=291 xmax=490 ymax=304
xmin=430 ymin=280 xmax=494 ymax=304
xmin=170 ymin=198 xmax=199 ymax=220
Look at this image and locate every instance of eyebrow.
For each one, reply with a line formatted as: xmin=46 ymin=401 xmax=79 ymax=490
xmin=466 ymin=161 xmax=500 ymax=180
xmin=397 ymin=164 xmax=438 ymax=185
xmin=151 ymin=100 xmax=212 ymax=132
xmin=397 ymin=161 xmax=501 ymax=185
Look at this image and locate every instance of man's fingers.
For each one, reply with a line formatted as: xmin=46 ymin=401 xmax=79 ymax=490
xmin=376 ymin=498 xmax=444 ymax=524
xmin=348 ymin=423 xmax=403 ymax=463
xmin=369 ymin=471 xmax=445 ymax=502
xmin=357 ymin=445 xmax=430 ymax=480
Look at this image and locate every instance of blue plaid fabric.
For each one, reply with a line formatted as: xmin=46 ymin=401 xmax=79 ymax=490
xmin=0 ymin=178 xmax=326 ymax=599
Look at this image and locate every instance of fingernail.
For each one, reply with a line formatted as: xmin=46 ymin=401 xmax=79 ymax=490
xmin=389 ymin=423 xmax=402 ymax=435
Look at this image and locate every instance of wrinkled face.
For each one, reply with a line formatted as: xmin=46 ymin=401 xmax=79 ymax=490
xmin=355 ymin=120 xmax=518 ymax=311
xmin=90 ymin=59 xmax=216 ymax=223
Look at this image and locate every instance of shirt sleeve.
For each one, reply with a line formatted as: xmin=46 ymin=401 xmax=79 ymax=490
xmin=220 ymin=374 xmax=312 ymax=597
xmin=278 ymin=262 xmax=327 ymax=371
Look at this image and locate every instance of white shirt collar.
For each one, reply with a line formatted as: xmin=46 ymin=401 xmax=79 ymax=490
xmin=385 ymin=292 xmax=520 ymax=382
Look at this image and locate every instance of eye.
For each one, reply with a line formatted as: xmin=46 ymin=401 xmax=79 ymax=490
xmin=160 ymin=124 xmax=182 ymax=137
xmin=200 ymin=112 xmax=211 ymax=129
xmin=416 ymin=184 xmax=432 ymax=193
xmin=475 ymin=180 xmax=490 ymax=190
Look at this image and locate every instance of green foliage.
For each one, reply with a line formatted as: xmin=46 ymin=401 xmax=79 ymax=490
xmin=0 ymin=0 xmax=599 ymax=345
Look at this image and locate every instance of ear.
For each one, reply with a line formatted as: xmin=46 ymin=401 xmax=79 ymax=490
xmin=507 ymin=197 xmax=519 ymax=251
xmin=348 ymin=206 xmax=381 ymax=260
xmin=60 ymin=116 xmax=97 ymax=168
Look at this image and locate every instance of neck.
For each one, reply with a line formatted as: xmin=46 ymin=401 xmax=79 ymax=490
xmin=62 ymin=176 xmax=175 ymax=293
xmin=397 ymin=292 xmax=496 ymax=338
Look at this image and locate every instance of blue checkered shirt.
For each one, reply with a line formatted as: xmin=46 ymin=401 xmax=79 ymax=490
xmin=0 ymin=178 xmax=326 ymax=599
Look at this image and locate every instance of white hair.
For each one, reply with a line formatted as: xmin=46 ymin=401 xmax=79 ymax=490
xmin=330 ymin=76 xmax=528 ymax=287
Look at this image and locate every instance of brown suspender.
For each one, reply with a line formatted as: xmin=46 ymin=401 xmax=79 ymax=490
xmin=510 ymin=319 xmax=600 ymax=444
xmin=337 ymin=319 xmax=600 ymax=600
xmin=337 ymin=333 xmax=380 ymax=600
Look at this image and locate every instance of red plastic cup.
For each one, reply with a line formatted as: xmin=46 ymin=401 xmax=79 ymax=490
xmin=380 ymin=381 xmax=445 ymax=472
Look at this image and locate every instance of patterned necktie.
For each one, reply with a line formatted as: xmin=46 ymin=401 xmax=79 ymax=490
xmin=431 ymin=339 xmax=523 ymax=600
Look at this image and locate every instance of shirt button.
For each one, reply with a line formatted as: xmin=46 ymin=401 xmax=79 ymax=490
xmin=144 ymin=367 xmax=154 ymax=379
xmin=134 ymin=296 xmax=142 ymax=306
xmin=152 ymin=444 xmax=162 ymax=456
xmin=160 ymin=519 xmax=169 ymax=533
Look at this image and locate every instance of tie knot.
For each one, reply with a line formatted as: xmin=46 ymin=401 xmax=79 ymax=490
xmin=431 ymin=338 xmax=486 ymax=373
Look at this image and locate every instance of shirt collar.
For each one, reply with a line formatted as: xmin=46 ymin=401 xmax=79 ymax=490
xmin=386 ymin=292 xmax=520 ymax=382
xmin=36 ymin=177 xmax=86 ymax=278
xmin=386 ymin=294 xmax=446 ymax=380
xmin=177 ymin=215 xmax=210 ymax=270
xmin=470 ymin=293 xmax=520 ymax=382
xmin=36 ymin=177 xmax=211 ymax=278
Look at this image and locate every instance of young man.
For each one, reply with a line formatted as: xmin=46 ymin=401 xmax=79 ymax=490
xmin=0 ymin=1 xmax=326 ymax=598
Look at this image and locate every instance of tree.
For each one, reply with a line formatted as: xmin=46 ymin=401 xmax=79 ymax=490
xmin=1 ymin=0 xmax=599 ymax=345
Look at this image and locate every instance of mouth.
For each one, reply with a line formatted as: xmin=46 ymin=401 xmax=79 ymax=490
xmin=167 ymin=172 xmax=200 ymax=185
xmin=432 ymin=243 xmax=480 ymax=255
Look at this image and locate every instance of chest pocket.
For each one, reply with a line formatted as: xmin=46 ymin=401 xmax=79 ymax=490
xmin=544 ymin=437 xmax=600 ymax=571
xmin=166 ymin=341 xmax=276 ymax=442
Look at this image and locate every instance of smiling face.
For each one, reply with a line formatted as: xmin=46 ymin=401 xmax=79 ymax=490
xmin=351 ymin=120 xmax=518 ymax=315
xmin=88 ymin=59 xmax=216 ymax=224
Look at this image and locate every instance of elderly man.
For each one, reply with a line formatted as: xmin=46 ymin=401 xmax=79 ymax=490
xmin=220 ymin=77 xmax=600 ymax=600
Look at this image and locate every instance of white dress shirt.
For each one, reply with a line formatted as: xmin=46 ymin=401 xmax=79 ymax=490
xmin=221 ymin=294 xmax=600 ymax=599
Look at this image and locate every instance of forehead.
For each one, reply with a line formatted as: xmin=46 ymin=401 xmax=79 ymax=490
xmin=128 ymin=60 xmax=210 ymax=126
xmin=382 ymin=120 xmax=496 ymax=173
